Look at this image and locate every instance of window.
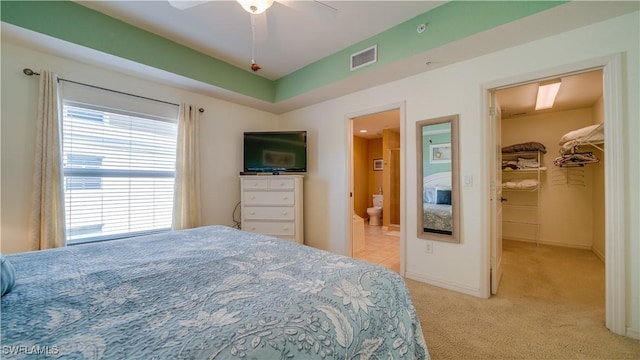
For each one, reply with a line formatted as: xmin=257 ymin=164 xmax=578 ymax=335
xmin=65 ymin=154 xmax=104 ymax=190
xmin=62 ymin=102 xmax=178 ymax=243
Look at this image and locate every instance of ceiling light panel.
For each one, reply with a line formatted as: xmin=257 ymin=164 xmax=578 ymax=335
xmin=535 ymin=81 xmax=561 ymax=110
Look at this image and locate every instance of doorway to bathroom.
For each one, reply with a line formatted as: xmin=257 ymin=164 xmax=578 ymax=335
xmin=350 ymin=108 xmax=402 ymax=273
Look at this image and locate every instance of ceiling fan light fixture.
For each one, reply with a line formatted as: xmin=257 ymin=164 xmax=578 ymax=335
xmin=535 ymin=81 xmax=561 ymax=110
xmin=237 ymin=0 xmax=274 ymax=14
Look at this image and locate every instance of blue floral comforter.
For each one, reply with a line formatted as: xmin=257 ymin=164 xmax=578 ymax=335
xmin=423 ymin=203 xmax=452 ymax=234
xmin=1 ymin=225 xmax=428 ymax=359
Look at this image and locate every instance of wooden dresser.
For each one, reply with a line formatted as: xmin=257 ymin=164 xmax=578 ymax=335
xmin=240 ymin=175 xmax=303 ymax=244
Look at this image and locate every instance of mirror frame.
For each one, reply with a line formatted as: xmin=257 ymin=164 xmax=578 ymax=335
xmin=416 ymin=114 xmax=460 ymax=243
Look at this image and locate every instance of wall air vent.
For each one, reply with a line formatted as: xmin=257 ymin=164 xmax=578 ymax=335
xmin=350 ymin=45 xmax=377 ymax=71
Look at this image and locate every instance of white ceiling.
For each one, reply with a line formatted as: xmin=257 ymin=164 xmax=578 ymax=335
xmin=353 ymin=69 xmax=604 ymax=139
xmin=352 ymin=109 xmax=400 ymax=139
xmin=72 ymin=0 xmax=606 ymax=137
xmin=496 ymin=69 xmax=603 ymax=119
xmin=5 ymin=1 xmax=633 ymax=116
xmin=76 ymin=0 xmax=444 ymax=80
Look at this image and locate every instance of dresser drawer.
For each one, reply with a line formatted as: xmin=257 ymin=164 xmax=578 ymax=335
xmin=243 ymin=221 xmax=295 ymax=236
xmin=243 ymin=178 xmax=269 ymax=190
xmin=243 ymin=206 xmax=294 ymax=220
xmin=244 ymin=191 xmax=294 ymax=206
xmin=268 ymin=178 xmax=295 ymax=190
xmin=243 ymin=178 xmax=295 ymax=190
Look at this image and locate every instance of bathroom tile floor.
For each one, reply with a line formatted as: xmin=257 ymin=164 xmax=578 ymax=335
xmin=354 ymin=224 xmax=400 ymax=273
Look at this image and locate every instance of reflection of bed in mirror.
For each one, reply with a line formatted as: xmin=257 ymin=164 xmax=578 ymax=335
xmin=423 ymin=172 xmax=452 ymax=235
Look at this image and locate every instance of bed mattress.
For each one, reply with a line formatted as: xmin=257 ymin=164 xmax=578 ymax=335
xmin=1 ymin=225 xmax=428 ymax=359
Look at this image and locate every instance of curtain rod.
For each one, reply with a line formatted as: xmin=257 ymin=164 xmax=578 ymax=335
xmin=23 ymin=68 xmax=204 ymax=113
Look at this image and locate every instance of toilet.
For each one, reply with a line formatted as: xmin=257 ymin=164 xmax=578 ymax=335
xmin=367 ymin=194 xmax=383 ymax=226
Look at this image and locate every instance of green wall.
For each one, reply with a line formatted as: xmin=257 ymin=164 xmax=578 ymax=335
xmin=1 ymin=0 xmax=565 ymax=104
xmin=422 ymin=122 xmax=452 ymax=177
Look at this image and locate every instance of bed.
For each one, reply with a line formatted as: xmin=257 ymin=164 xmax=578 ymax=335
xmin=422 ymin=203 xmax=453 ymax=234
xmin=423 ymin=172 xmax=452 ymax=235
xmin=1 ymin=225 xmax=428 ymax=359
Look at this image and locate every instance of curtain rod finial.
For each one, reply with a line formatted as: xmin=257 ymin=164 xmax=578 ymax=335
xmin=23 ymin=68 xmax=39 ymax=76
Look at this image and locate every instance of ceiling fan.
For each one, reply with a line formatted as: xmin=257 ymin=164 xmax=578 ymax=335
xmin=168 ymin=0 xmax=337 ymax=72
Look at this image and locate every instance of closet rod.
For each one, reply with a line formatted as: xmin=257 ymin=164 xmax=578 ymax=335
xmin=23 ymin=68 xmax=204 ymax=113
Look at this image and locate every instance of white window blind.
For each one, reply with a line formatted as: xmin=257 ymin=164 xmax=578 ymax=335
xmin=62 ymin=102 xmax=178 ymax=243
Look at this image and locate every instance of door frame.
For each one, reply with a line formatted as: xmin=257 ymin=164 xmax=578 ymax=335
xmin=482 ymin=53 xmax=626 ymax=335
xmin=489 ymin=93 xmax=503 ymax=295
xmin=344 ymin=101 xmax=406 ymax=275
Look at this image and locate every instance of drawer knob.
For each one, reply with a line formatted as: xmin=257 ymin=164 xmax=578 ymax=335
xmin=250 ymin=227 xmax=256 ymax=231
xmin=250 ymin=196 xmax=255 ymax=200
xmin=282 ymin=196 xmax=288 ymax=200
xmin=282 ymin=211 xmax=288 ymax=215
xmin=250 ymin=211 xmax=256 ymax=215
xmin=283 ymin=227 xmax=289 ymax=231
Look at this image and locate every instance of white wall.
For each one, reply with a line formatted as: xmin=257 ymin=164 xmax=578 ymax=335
xmin=0 ymin=41 xmax=278 ymax=254
xmin=280 ymin=12 xmax=639 ymax=336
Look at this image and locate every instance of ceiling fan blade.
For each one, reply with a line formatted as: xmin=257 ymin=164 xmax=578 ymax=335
xmin=167 ymin=0 xmax=210 ymax=10
xmin=277 ymin=0 xmax=337 ymax=19
xmin=250 ymin=13 xmax=269 ymax=44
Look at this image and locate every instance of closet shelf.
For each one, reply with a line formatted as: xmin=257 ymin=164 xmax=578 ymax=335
xmin=503 ymin=187 xmax=541 ymax=192
xmin=501 ymin=150 xmax=545 ymax=157
xmin=559 ymin=123 xmax=604 ymax=154
xmin=503 ymin=220 xmax=541 ymax=226
xmin=501 ymin=149 xmax=544 ymax=246
xmin=503 ymin=204 xmax=539 ymax=208
xmin=503 ymin=167 xmax=547 ymax=172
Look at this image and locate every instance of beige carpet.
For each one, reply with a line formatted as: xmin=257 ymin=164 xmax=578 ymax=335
xmin=406 ymin=240 xmax=639 ymax=359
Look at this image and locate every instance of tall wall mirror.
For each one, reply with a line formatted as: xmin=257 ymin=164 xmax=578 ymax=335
xmin=416 ymin=115 xmax=460 ymax=243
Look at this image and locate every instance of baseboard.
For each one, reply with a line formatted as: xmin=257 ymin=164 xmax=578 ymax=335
xmin=503 ymin=237 xmax=592 ymax=250
xmin=626 ymin=327 xmax=640 ymax=340
xmin=404 ymin=271 xmax=484 ymax=298
xmin=592 ymin=246 xmax=605 ymax=263
xmin=504 ymin=237 xmax=605 ymax=263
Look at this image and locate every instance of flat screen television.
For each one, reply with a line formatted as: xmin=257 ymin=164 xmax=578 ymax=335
xmin=243 ymin=131 xmax=307 ymax=173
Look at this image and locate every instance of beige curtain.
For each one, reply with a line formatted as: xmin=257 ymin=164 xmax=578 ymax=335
xmin=172 ymin=104 xmax=201 ymax=230
xmin=29 ymin=70 xmax=66 ymax=250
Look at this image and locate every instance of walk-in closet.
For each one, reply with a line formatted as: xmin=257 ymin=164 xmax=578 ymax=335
xmin=497 ymin=69 xmax=605 ymax=260
xmin=494 ymin=69 xmax=607 ymax=323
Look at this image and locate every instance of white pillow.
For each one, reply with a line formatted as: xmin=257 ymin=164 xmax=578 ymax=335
xmin=423 ymin=187 xmax=436 ymax=204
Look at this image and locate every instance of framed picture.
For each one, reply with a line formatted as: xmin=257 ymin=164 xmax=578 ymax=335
xmin=373 ymin=158 xmax=383 ymax=171
xmin=429 ymin=143 xmax=451 ymax=164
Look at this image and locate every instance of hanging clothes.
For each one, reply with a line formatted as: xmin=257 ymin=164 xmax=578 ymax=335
xmin=553 ymin=152 xmax=600 ymax=167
